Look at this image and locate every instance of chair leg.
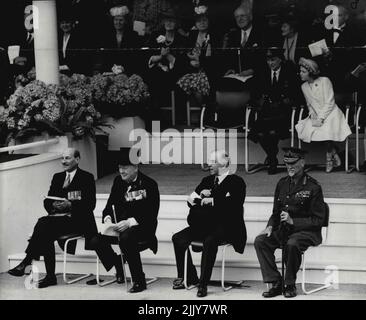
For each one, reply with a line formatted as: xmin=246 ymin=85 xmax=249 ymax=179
xmin=171 ymin=91 xmax=176 ymax=126
xmin=184 ymin=247 xmax=198 ymax=290
xmin=63 ymin=238 xmax=92 ymax=284
xmin=96 ymin=256 xmax=117 ymax=287
xmin=221 ymin=244 xmax=243 ymax=291
xmin=301 ymin=253 xmax=332 ymax=295
xmin=187 ymin=100 xmax=191 ymax=126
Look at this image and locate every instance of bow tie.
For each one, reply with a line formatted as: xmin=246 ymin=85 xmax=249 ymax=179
xmin=332 ymin=28 xmax=344 ymax=33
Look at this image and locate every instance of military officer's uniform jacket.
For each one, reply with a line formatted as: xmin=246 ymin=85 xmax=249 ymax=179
xmin=267 ymin=173 xmax=326 ymax=245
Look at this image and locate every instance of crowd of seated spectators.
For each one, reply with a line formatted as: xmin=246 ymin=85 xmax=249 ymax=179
xmin=1 ymin=0 xmax=365 ymax=171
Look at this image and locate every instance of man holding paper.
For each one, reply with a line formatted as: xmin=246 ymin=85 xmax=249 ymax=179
xmin=90 ymin=148 xmax=160 ymax=293
xmin=172 ymin=150 xmax=247 ymax=297
xmin=8 ymin=148 xmax=98 ymax=288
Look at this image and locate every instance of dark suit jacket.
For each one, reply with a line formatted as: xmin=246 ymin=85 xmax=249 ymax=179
xmin=187 ymin=174 xmax=247 ymax=254
xmin=58 ymin=30 xmax=89 ymax=74
xmin=43 ymin=168 xmax=97 ymax=253
xmin=321 ymin=24 xmax=362 ymax=91
xmin=102 ymin=172 xmax=160 ymax=254
xmin=99 ymin=28 xmax=142 ymax=75
xmin=267 ymin=174 xmax=326 ymax=245
xmin=222 ymin=25 xmax=263 ymax=74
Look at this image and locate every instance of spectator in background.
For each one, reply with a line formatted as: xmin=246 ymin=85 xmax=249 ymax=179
xmin=177 ymin=5 xmax=220 ymax=107
xmin=222 ymin=4 xmax=263 ymax=77
xmin=99 ymin=5 xmax=142 ymax=75
xmin=319 ymin=4 xmax=362 ymax=104
xmin=295 ymin=58 xmax=351 ymax=173
xmin=9 ymin=6 xmax=35 ymax=76
xmin=58 ymin=11 xmax=89 ymax=75
xmin=0 ymin=47 xmax=11 ymax=104
xmin=280 ymin=15 xmax=310 ymax=66
xmin=250 ymin=48 xmax=303 ymax=174
xmin=146 ymin=10 xmax=188 ymax=123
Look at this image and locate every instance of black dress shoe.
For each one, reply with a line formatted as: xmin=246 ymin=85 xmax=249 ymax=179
xmin=8 ymin=261 xmax=31 ymax=277
xmin=284 ymin=284 xmax=297 ymax=298
xmin=262 ymin=282 xmax=282 ymax=298
xmin=172 ymin=278 xmax=199 ymax=290
xmin=129 ymin=281 xmax=147 ymax=293
xmin=197 ymin=285 xmax=207 ymax=298
xmin=116 ymin=273 xmax=125 ymax=284
xmin=37 ymin=275 xmax=57 ymax=289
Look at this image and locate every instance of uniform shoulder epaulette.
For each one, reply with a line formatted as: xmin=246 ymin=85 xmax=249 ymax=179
xmin=306 ymin=174 xmax=320 ymax=185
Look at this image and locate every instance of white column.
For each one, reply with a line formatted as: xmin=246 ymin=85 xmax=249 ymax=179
xmin=33 ymin=0 xmax=59 ymax=85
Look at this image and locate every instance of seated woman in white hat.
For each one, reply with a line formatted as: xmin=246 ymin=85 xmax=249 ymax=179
xmin=99 ymin=5 xmax=142 ymax=75
xmin=295 ymin=57 xmax=352 ymax=173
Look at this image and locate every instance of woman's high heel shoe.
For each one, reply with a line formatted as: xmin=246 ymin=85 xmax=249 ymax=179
xmin=326 ymin=152 xmax=333 ymax=173
xmin=332 ymin=152 xmax=341 ymax=168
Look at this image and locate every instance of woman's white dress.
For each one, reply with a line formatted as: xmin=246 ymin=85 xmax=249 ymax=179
xmin=295 ymin=76 xmax=351 ymax=143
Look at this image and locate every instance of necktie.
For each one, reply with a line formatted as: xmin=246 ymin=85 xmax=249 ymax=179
xmin=213 ymin=176 xmax=219 ymax=190
xmin=63 ymin=173 xmax=71 ymax=189
xmin=289 ymin=178 xmax=295 ymax=191
xmin=241 ymin=30 xmax=247 ymax=47
xmin=272 ymin=71 xmax=278 ymax=86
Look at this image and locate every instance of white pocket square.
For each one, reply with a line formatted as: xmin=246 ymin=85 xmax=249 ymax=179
xmin=225 ymin=192 xmax=231 ymax=197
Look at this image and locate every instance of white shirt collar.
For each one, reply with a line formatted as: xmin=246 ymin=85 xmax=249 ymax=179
xmin=66 ymin=168 xmax=77 ymax=183
xmin=216 ymin=170 xmax=230 ymax=184
xmin=271 ymin=67 xmax=281 ymax=79
xmin=241 ymin=25 xmax=252 ymax=42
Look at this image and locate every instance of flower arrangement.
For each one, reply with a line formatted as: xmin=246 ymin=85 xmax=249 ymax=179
xmin=1 ymin=80 xmax=64 ymax=142
xmin=1 ymin=67 xmax=149 ymax=143
xmin=1 ymin=74 xmax=110 ymax=143
xmin=89 ymin=68 xmax=150 ymax=118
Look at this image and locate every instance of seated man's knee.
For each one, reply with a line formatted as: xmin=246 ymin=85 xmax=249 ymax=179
xmin=89 ymin=234 xmax=102 ymax=249
xmin=286 ymin=238 xmax=300 ymax=251
xmin=172 ymin=230 xmax=190 ymax=247
xmin=254 ymin=234 xmax=267 ymax=248
xmin=203 ymin=235 xmax=220 ymax=249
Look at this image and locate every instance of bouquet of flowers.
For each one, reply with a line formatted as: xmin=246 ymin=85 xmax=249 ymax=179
xmin=1 ymin=80 xmax=64 ymax=143
xmin=89 ymin=68 xmax=150 ymax=118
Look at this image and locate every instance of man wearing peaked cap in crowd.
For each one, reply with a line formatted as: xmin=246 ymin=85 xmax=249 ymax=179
xmin=254 ymin=147 xmax=327 ymax=298
xmin=89 ymin=148 xmax=160 ymax=293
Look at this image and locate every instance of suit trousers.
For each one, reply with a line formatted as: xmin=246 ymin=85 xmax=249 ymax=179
xmin=25 ymin=215 xmax=78 ymax=275
xmin=254 ymin=229 xmax=317 ymax=285
xmin=90 ymin=228 xmax=145 ymax=283
xmin=172 ymin=226 xmax=227 ymax=286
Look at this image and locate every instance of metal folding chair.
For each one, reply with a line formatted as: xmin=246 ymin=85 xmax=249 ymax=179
xmin=183 ymin=241 xmax=244 ymax=292
xmin=301 ymin=202 xmax=331 ymax=294
xmin=95 ymin=207 xmax=158 ymax=291
xmin=160 ymin=90 xmax=176 ymax=126
xmin=60 ymin=233 xmax=93 ymax=284
xmin=244 ymin=105 xmax=298 ymax=173
xmin=199 ymin=93 xmax=249 ymax=169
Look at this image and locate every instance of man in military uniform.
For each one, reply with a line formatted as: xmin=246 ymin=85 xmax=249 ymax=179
xmin=254 ymin=147 xmax=326 ymax=298
xmin=90 ymin=148 xmax=160 ymax=293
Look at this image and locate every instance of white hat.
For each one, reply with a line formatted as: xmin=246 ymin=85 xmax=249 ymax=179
xmin=109 ymin=5 xmax=130 ymax=17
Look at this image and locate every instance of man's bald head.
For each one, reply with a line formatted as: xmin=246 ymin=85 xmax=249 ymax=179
xmin=62 ymin=148 xmax=80 ymax=172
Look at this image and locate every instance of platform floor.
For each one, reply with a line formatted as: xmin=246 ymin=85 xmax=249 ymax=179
xmin=1 ymin=273 xmax=365 ymax=300
xmin=96 ymin=164 xmax=366 ymax=199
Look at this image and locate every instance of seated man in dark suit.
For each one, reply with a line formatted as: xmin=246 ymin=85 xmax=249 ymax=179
xmin=254 ymin=148 xmax=327 ymax=298
xmin=222 ymin=4 xmax=263 ymax=79
xmin=90 ymin=148 xmax=160 ymax=293
xmin=172 ymin=150 xmax=247 ymax=298
xmin=250 ymin=47 xmax=303 ymax=174
xmin=8 ymin=148 xmax=98 ymax=288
